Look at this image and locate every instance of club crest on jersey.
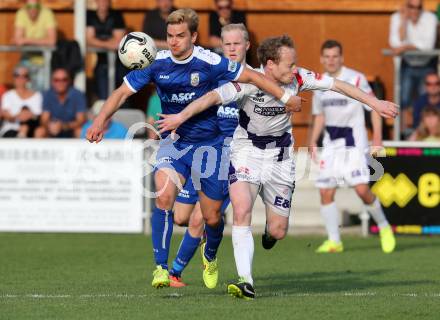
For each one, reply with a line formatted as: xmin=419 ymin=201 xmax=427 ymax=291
xmin=228 ymin=60 xmax=238 ymax=72
xmin=190 ymin=72 xmax=200 ymax=87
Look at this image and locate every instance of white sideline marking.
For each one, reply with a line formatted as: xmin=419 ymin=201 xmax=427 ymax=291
xmin=1 ymin=292 xmax=440 ymax=299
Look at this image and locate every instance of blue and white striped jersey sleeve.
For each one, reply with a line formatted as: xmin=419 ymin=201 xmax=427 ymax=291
xmin=123 ymin=66 xmax=154 ymax=93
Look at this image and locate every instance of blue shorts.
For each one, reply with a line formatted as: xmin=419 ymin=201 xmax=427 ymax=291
xmin=155 ymin=136 xmax=225 ymax=201
xmin=176 ymin=176 xmax=231 ymax=214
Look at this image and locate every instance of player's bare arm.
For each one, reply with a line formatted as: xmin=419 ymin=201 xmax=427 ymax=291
xmin=238 ymin=67 xmax=302 ymax=112
xmin=309 ymin=113 xmax=326 ymax=162
xmin=332 ymin=79 xmax=399 ymax=119
xmin=86 ymin=83 xmax=134 ymax=143
xmin=156 ymin=90 xmax=222 ymax=134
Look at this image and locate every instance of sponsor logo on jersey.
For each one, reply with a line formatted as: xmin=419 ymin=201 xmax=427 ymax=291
xmin=217 ymin=106 xmax=239 ymax=118
xmin=163 ymin=92 xmax=196 ymax=104
xmin=190 ymin=72 xmax=200 ymax=87
xmin=159 ymin=74 xmax=169 ymax=79
xmin=322 ymin=98 xmax=349 ymax=107
xmin=254 ymin=105 xmax=286 ymax=116
xmin=228 ymin=60 xmax=238 ymax=72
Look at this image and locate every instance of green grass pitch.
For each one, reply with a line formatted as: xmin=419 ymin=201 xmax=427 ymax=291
xmin=1 ymin=233 xmax=439 ymax=319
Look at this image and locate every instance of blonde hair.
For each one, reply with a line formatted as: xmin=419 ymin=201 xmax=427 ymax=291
xmin=167 ymin=8 xmax=199 ymax=34
xmin=221 ymin=23 xmax=249 ymax=42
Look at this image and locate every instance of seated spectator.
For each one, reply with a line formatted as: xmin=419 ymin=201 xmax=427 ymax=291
xmin=0 ymin=66 xmax=42 ymax=138
xmin=413 ymin=72 xmax=440 ymax=128
xmin=146 ymin=90 xmax=162 ymax=140
xmin=389 ymin=0 xmax=438 ymax=110
xmin=142 ymin=0 xmax=176 ymax=50
xmin=13 ymin=0 xmax=57 ymax=91
xmin=80 ymin=100 xmax=127 ymax=139
xmin=87 ymin=0 xmax=127 ymax=100
xmin=35 ymin=68 xmax=86 ymax=138
xmin=409 ymin=106 xmax=440 ymax=141
xmin=209 ymin=0 xmax=246 ymax=50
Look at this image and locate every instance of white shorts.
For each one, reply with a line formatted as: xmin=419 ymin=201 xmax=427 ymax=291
xmin=228 ymin=141 xmax=295 ymax=217
xmin=315 ymin=147 xmax=370 ymax=189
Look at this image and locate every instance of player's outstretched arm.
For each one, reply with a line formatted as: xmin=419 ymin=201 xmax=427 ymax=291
xmin=86 ymin=83 xmax=134 ymax=143
xmin=309 ymin=114 xmax=325 ymax=162
xmin=332 ymin=79 xmax=399 ymax=119
xmin=238 ymin=67 xmax=303 ymax=112
xmin=156 ymin=90 xmax=222 ymax=134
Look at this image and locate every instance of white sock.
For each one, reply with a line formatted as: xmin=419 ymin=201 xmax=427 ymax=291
xmin=320 ymin=202 xmax=341 ymax=243
xmin=366 ymin=198 xmax=389 ymax=229
xmin=231 ymin=225 xmax=254 ymax=286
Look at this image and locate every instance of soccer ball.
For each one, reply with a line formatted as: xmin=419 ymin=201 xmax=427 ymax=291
xmin=118 ymin=32 xmax=157 ymax=69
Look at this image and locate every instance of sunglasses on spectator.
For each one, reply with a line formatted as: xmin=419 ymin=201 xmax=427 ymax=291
xmin=26 ymin=3 xmax=41 ymax=9
xmin=425 ymin=81 xmax=440 ymax=86
xmin=53 ymin=77 xmax=69 ymax=83
xmin=13 ymin=72 xmax=29 ymax=79
xmin=407 ymin=4 xmax=422 ymax=10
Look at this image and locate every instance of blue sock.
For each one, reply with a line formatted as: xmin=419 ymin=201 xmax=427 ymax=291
xmin=204 ymin=218 xmax=224 ymax=261
xmin=170 ymin=230 xmax=201 ymax=277
xmin=151 ymin=207 xmax=173 ymax=269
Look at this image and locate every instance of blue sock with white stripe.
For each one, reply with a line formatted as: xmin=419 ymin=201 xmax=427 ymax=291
xmin=151 ymin=207 xmax=173 ymax=270
xmin=170 ymin=230 xmax=201 ymax=277
xmin=204 ymin=218 xmax=224 ymax=261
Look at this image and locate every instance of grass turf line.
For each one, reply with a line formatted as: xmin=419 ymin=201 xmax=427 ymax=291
xmin=0 ymin=233 xmax=439 ymax=319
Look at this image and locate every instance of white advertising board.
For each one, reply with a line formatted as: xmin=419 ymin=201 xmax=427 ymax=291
xmin=0 ymin=139 xmax=145 ymax=233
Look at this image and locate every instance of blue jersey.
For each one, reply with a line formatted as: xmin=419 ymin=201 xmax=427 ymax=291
xmin=216 ymin=80 xmax=239 ymax=138
xmin=124 ymin=46 xmax=243 ymax=143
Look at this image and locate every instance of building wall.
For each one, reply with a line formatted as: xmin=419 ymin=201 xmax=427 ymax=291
xmin=1 ymin=0 xmax=438 ymax=144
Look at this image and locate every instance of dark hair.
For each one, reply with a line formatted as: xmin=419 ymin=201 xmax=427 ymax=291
xmin=257 ymin=35 xmax=294 ymax=66
xmin=321 ymin=39 xmax=343 ymax=55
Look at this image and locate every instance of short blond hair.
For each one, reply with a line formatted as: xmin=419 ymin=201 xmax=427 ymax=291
xmin=221 ymin=23 xmax=249 ymax=42
xmin=167 ymin=8 xmax=199 ymax=34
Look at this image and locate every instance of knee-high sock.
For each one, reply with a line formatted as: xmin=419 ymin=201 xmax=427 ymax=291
xmin=320 ymin=202 xmax=341 ymax=243
xmin=232 ymin=225 xmax=254 ymax=286
xmin=151 ymin=207 xmax=173 ymax=269
xmin=204 ymin=218 xmax=225 ymax=261
xmin=366 ymin=197 xmax=389 ymax=229
xmin=170 ymin=229 xmax=201 ymax=277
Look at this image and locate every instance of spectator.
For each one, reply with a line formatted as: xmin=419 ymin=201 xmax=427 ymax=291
xmin=0 ymin=66 xmax=42 ymax=138
xmin=87 ymin=0 xmax=127 ymax=100
xmin=35 ymin=68 xmax=86 ymax=138
xmin=146 ymin=90 xmax=162 ymax=140
xmin=80 ymin=100 xmax=127 ymax=139
xmin=142 ymin=0 xmax=176 ymax=50
xmin=413 ymin=72 xmax=440 ymax=127
xmin=389 ymin=0 xmax=438 ymax=109
xmin=13 ymin=0 xmax=57 ymax=91
xmin=409 ymin=106 xmax=440 ymax=141
xmin=209 ymin=0 xmax=246 ymax=50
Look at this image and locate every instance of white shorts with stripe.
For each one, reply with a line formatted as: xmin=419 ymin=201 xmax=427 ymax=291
xmin=228 ymin=140 xmax=296 ymax=217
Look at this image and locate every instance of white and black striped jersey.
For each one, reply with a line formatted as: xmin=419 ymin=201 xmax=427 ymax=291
xmin=214 ymin=67 xmax=334 ymax=149
xmin=312 ymin=66 xmax=373 ymax=151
